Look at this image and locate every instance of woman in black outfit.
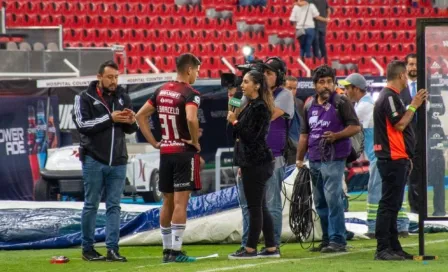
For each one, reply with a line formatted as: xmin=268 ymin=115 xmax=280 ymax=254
xmin=227 ymin=70 xmax=277 ymax=259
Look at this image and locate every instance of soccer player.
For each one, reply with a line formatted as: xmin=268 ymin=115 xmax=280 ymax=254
xmin=136 ymin=53 xmax=202 ymax=263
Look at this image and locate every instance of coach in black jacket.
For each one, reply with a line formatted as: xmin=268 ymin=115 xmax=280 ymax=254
xmin=72 ymin=61 xmax=138 ymax=262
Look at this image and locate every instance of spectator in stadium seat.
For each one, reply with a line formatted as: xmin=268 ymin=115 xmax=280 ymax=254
xmin=294 ymin=0 xmax=331 ymax=61
xmin=340 ymin=73 xmax=409 ymax=239
xmin=290 ymin=0 xmax=329 ymax=59
xmin=296 ymin=65 xmax=361 ymax=253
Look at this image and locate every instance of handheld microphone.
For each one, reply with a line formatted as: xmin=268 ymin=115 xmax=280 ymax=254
xmin=228 ymin=91 xmax=243 ymax=112
xmin=229 ymin=97 xmax=242 ymax=112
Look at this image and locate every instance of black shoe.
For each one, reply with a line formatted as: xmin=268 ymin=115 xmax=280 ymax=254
xmin=106 ymin=249 xmax=127 ymax=262
xmin=228 ymin=248 xmax=259 ymax=260
xmin=374 ymin=249 xmax=405 ymax=261
xmin=258 ymin=247 xmax=280 ymax=258
xmin=309 ymin=242 xmax=329 ymax=252
xmin=168 ymin=250 xmax=196 ymax=263
xmin=321 ymin=242 xmax=347 ymax=253
xmin=82 ymin=249 xmax=106 ymax=261
xmin=162 ymin=249 xmax=172 ymax=263
xmin=392 ymin=250 xmax=414 ymax=260
xmin=365 ymin=233 xmax=375 ymax=239
xmin=398 ymin=231 xmax=409 ymax=238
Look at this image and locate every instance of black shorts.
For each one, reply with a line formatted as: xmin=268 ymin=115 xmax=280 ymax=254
xmin=159 ymin=152 xmax=202 ymax=193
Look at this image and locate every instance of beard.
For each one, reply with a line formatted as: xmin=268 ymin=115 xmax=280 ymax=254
xmin=408 ymin=70 xmax=417 ymax=78
xmin=318 ymin=88 xmax=331 ymax=100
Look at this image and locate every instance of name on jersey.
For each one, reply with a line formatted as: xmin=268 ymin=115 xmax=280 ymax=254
xmin=160 ymin=90 xmax=181 ymax=99
xmin=158 ymin=106 xmax=180 ymax=115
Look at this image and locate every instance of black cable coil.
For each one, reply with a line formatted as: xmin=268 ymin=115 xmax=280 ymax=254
xmin=288 ymin=165 xmax=316 ymax=248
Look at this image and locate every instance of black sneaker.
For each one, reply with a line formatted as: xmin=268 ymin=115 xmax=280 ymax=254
xmin=392 ymin=250 xmax=414 ymax=260
xmin=228 ymin=248 xmax=259 ymax=260
xmin=398 ymin=231 xmax=409 ymax=238
xmin=320 ymin=242 xmax=347 ymax=253
xmin=374 ymin=249 xmax=405 ymax=261
xmin=162 ymin=249 xmax=172 ymax=263
xmin=258 ymin=247 xmax=280 ymax=258
xmin=365 ymin=233 xmax=375 ymax=239
xmin=309 ymin=242 xmax=329 ymax=252
xmin=106 ymin=249 xmax=127 ymax=262
xmin=82 ymin=249 xmax=106 ymax=261
xmin=168 ymin=250 xmax=196 ymax=263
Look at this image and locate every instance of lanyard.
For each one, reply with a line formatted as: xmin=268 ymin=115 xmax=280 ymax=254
xmin=96 ymin=86 xmax=111 ymax=111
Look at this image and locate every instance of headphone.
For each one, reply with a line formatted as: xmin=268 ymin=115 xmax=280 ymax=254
xmin=265 ymin=56 xmax=287 ymax=87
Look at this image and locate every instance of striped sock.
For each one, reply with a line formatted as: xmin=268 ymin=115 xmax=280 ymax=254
xmin=160 ymin=226 xmax=172 ymax=250
xmin=171 ymin=223 xmax=186 ymax=251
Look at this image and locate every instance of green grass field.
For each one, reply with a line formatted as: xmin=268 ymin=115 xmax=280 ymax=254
xmin=3 ymin=189 xmax=447 ymax=272
xmin=348 ymin=189 xmax=448 ymax=215
xmin=2 ymin=233 xmax=447 ymax=272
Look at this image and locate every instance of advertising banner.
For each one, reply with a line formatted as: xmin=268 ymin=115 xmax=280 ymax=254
xmin=0 ymin=96 xmax=59 ymax=200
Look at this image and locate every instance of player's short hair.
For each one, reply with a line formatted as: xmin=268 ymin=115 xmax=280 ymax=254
xmin=176 ymin=53 xmax=201 ymax=73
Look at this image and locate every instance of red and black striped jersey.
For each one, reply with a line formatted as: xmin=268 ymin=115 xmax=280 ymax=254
xmin=148 ymin=81 xmax=201 ymax=154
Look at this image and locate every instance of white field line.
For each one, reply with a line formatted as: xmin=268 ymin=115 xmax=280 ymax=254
xmin=195 ymin=239 xmax=448 ymax=272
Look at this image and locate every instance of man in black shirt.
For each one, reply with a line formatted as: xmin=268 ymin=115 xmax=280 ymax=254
xmin=373 ymin=60 xmax=427 ymax=261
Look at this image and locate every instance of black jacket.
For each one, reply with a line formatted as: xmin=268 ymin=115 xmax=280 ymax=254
xmin=233 ymin=97 xmax=273 ymax=167
xmin=72 ymin=81 xmax=138 ymax=166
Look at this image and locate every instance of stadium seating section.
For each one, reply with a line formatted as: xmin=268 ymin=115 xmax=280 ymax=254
xmin=3 ymin=0 xmax=448 ymax=77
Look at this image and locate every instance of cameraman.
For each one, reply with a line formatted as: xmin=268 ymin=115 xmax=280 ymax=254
xmin=232 ymin=57 xmax=294 ymax=257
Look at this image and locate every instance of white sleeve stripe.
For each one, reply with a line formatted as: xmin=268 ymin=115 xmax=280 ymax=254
xmin=74 ymin=95 xmax=110 ymax=128
xmin=388 ymin=96 xmax=397 ymax=114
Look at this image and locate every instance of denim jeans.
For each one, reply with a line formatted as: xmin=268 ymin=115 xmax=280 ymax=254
xmin=310 ymin=160 xmax=347 ymax=245
xmin=312 ymin=27 xmax=327 ymax=59
xmin=298 ymin=28 xmax=316 ymax=58
xmin=238 ymin=0 xmax=267 ymax=6
xmin=238 ymin=156 xmax=284 ymax=247
xmin=367 ymin=160 xmax=409 ymax=234
xmin=81 ymin=156 xmax=127 ymax=251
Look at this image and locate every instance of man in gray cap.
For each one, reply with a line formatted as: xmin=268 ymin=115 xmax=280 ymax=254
xmin=338 ymin=73 xmax=409 ymax=239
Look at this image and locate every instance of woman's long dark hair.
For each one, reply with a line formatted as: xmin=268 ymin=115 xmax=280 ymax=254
xmin=246 ymin=70 xmax=274 ymax=114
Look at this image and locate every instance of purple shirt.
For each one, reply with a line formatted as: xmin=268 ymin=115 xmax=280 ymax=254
xmin=266 ymin=88 xmax=294 ymax=157
xmin=302 ymin=93 xmax=359 ymax=162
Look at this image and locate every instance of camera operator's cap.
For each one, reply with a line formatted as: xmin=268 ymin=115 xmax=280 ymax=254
xmin=262 ymin=58 xmax=286 ymax=74
xmin=338 ymin=73 xmax=367 ymax=90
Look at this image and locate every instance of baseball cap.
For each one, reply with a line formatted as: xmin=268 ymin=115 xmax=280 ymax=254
xmin=338 ymin=73 xmax=367 ymax=90
xmin=262 ymin=57 xmax=286 ymax=74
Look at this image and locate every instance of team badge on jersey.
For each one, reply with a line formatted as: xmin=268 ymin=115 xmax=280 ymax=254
xmin=193 ymin=96 xmax=201 ymax=106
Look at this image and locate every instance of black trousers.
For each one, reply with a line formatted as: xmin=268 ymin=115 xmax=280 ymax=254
xmin=376 ymin=159 xmax=410 ymax=252
xmin=240 ymin=162 xmax=275 ymax=249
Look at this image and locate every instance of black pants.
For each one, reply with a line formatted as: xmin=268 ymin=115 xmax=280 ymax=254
xmin=408 ymin=152 xmax=421 ymax=214
xmin=240 ymin=162 xmax=275 ymax=249
xmin=376 ymin=159 xmax=410 ymax=252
